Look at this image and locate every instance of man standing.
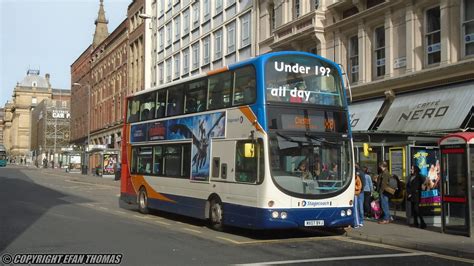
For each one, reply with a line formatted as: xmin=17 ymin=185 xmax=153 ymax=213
xmin=378 ymin=161 xmax=391 ymax=224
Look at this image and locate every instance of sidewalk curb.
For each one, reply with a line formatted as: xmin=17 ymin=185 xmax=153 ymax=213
xmin=345 ymin=230 xmax=474 ymax=260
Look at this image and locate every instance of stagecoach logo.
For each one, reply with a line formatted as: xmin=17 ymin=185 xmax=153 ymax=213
xmin=228 ymin=116 xmax=244 ymax=124
xmin=300 ymin=200 xmax=332 ymax=207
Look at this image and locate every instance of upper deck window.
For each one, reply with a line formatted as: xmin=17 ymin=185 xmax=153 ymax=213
xmin=265 ymin=55 xmax=343 ymax=107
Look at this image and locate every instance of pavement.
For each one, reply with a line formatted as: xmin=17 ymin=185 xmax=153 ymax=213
xmin=10 ymin=164 xmax=474 ymax=260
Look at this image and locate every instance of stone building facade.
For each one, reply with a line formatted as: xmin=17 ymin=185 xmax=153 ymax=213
xmin=1 ymin=70 xmax=70 ymax=162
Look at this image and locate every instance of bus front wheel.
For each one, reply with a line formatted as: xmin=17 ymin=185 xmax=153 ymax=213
xmin=138 ymin=188 xmax=149 ymax=214
xmin=209 ymin=198 xmax=224 ymax=231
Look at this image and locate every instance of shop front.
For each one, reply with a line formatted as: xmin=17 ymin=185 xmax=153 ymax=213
xmin=349 ymin=81 xmax=473 ymax=226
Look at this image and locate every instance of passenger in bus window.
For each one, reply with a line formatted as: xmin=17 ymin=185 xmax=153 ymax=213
xmin=297 ymin=160 xmax=312 ymax=180
xmin=312 ymin=159 xmax=321 ymax=179
xmin=140 ymin=109 xmax=150 ymax=121
xmin=167 ymin=97 xmax=181 ymax=116
xmin=243 ymin=78 xmax=256 ymax=103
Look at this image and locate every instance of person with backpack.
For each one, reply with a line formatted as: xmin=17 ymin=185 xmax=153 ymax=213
xmin=407 ymin=165 xmax=427 ymax=229
xmin=378 ymin=161 xmax=392 ymax=224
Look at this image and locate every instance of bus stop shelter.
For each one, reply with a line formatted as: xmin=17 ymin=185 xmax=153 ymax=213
xmin=439 ymin=132 xmax=474 ymax=237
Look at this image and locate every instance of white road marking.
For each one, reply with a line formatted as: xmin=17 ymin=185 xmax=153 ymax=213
xmin=182 ymin=228 xmax=202 ymax=234
xmin=340 ymin=236 xmax=474 ymax=264
xmin=154 ymin=220 xmax=171 ymax=226
xmin=216 ymin=235 xmax=343 ymax=245
xmin=235 ymin=252 xmax=436 ymax=265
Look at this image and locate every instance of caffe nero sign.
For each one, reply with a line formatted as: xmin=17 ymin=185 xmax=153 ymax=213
xmin=398 ymin=100 xmax=448 ymax=122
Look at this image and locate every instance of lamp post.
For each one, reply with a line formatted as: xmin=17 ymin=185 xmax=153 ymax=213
xmin=72 ymin=82 xmax=91 ymax=174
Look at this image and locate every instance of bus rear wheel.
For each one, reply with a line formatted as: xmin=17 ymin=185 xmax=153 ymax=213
xmin=138 ymin=188 xmax=149 ymax=214
xmin=209 ymin=198 xmax=224 ymax=231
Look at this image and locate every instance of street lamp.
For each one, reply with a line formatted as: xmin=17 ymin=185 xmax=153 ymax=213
xmin=72 ymin=82 xmax=91 ymax=174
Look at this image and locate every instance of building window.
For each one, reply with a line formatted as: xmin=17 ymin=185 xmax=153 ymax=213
xmin=270 ymin=5 xmax=275 ymax=32
xmin=203 ymin=36 xmax=210 ymax=64
xmin=166 ymin=23 xmax=172 ymax=46
xmin=463 ymin=0 xmax=474 ymax=56
xmin=240 ymin=13 xmax=250 ymax=48
xmin=426 ymin=6 xmax=441 ymax=65
xmin=192 ymin=2 xmax=200 ymax=29
xmin=159 ymin=0 xmax=165 ymax=16
xmin=349 ymin=35 xmax=359 ymax=83
xmin=216 ymin=0 xmax=223 ymax=14
xmin=158 ymin=63 xmax=164 ymax=84
xmin=311 ymin=0 xmax=319 ymax=10
xmin=183 ymin=48 xmax=190 ymax=74
xmin=203 ymin=0 xmax=210 ymax=22
xmin=227 ymin=21 xmax=236 ymax=54
xmin=294 ymin=0 xmax=300 ymax=18
xmin=374 ymin=26 xmax=385 ymax=77
xmin=166 ymin=59 xmax=172 ymax=82
xmin=174 ymin=54 xmax=180 ymax=78
xmin=214 ymin=29 xmax=223 ymax=59
xmin=159 ymin=28 xmax=164 ymax=51
xmin=174 ymin=16 xmax=181 ymax=41
xmin=183 ymin=8 xmax=190 ymax=35
xmin=192 ymin=43 xmax=200 ymax=69
xmin=227 ymin=0 xmax=236 ymax=7
xmin=367 ymin=0 xmax=384 ymax=9
xmin=342 ymin=6 xmax=359 ymax=19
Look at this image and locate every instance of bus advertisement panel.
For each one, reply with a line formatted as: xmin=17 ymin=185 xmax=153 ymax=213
xmin=120 ymin=51 xmax=354 ymax=230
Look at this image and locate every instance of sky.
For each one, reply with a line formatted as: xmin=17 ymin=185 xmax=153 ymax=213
xmin=0 ymin=0 xmax=131 ymax=106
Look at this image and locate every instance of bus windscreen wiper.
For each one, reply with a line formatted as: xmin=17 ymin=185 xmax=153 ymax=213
xmin=275 ymin=132 xmax=311 ymax=145
xmin=305 ymin=133 xmax=339 ymax=145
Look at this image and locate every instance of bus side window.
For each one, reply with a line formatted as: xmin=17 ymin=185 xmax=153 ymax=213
xmin=131 ymin=147 xmax=138 ymax=173
xmin=208 ymin=72 xmax=232 ymax=110
xmin=155 ymin=90 xmax=167 ymax=119
xmin=140 ymin=92 xmax=156 ymax=121
xmin=153 ymin=146 xmax=163 ymax=175
xmin=185 ymin=79 xmax=207 ymax=114
xmin=167 ymin=86 xmax=184 ymax=116
xmin=233 ymin=66 xmax=256 ymax=106
xmin=127 ymin=97 xmax=140 ymax=123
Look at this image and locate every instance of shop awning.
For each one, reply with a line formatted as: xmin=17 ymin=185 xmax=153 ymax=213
xmin=378 ymin=82 xmax=474 ymax=133
xmin=348 ymin=98 xmax=384 ymax=131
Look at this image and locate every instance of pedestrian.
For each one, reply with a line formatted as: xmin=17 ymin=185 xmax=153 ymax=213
xmin=353 ymin=171 xmax=363 ymax=228
xmin=378 ymin=161 xmax=392 ymax=224
xmin=407 ymin=165 xmax=427 ymax=229
xmin=362 ymin=166 xmax=373 ymax=218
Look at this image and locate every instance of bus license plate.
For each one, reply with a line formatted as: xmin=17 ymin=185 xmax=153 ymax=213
xmin=304 ymin=220 xmax=324 ymax=226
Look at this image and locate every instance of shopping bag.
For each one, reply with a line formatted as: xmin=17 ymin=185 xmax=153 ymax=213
xmin=371 ymin=200 xmax=381 ymax=219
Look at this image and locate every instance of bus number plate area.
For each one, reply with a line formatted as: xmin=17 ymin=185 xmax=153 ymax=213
xmin=304 ymin=220 xmax=324 ymax=226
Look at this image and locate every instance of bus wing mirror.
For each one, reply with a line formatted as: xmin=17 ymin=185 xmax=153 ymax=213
xmin=244 ymin=143 xmax=255 ymax=158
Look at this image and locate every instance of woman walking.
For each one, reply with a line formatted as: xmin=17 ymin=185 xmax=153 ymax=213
xmin=407 ymin=165 xmax=427 ymax=229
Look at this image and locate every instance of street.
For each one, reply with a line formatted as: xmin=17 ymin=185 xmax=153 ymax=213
xmin=0 ymin=166 xmax=471 ymax=266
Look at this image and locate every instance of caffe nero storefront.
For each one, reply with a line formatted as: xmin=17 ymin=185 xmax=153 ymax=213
xmin=349 ymin=80 xmax=473 ymax=236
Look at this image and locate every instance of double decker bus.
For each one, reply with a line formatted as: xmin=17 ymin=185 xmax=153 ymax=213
xmin=121 ymin=51 xmax=354 ymax=230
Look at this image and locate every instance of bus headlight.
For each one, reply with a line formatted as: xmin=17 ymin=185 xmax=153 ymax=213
xmin=340 ymin=210 xmax=346 ymax=217
xmin=271 ymin=211 xmax=279 ymax=219
xmin=280 ymin=212 xmax=288 ymax=219
xmin=346 ymin=209 xmax=352 ymax=216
